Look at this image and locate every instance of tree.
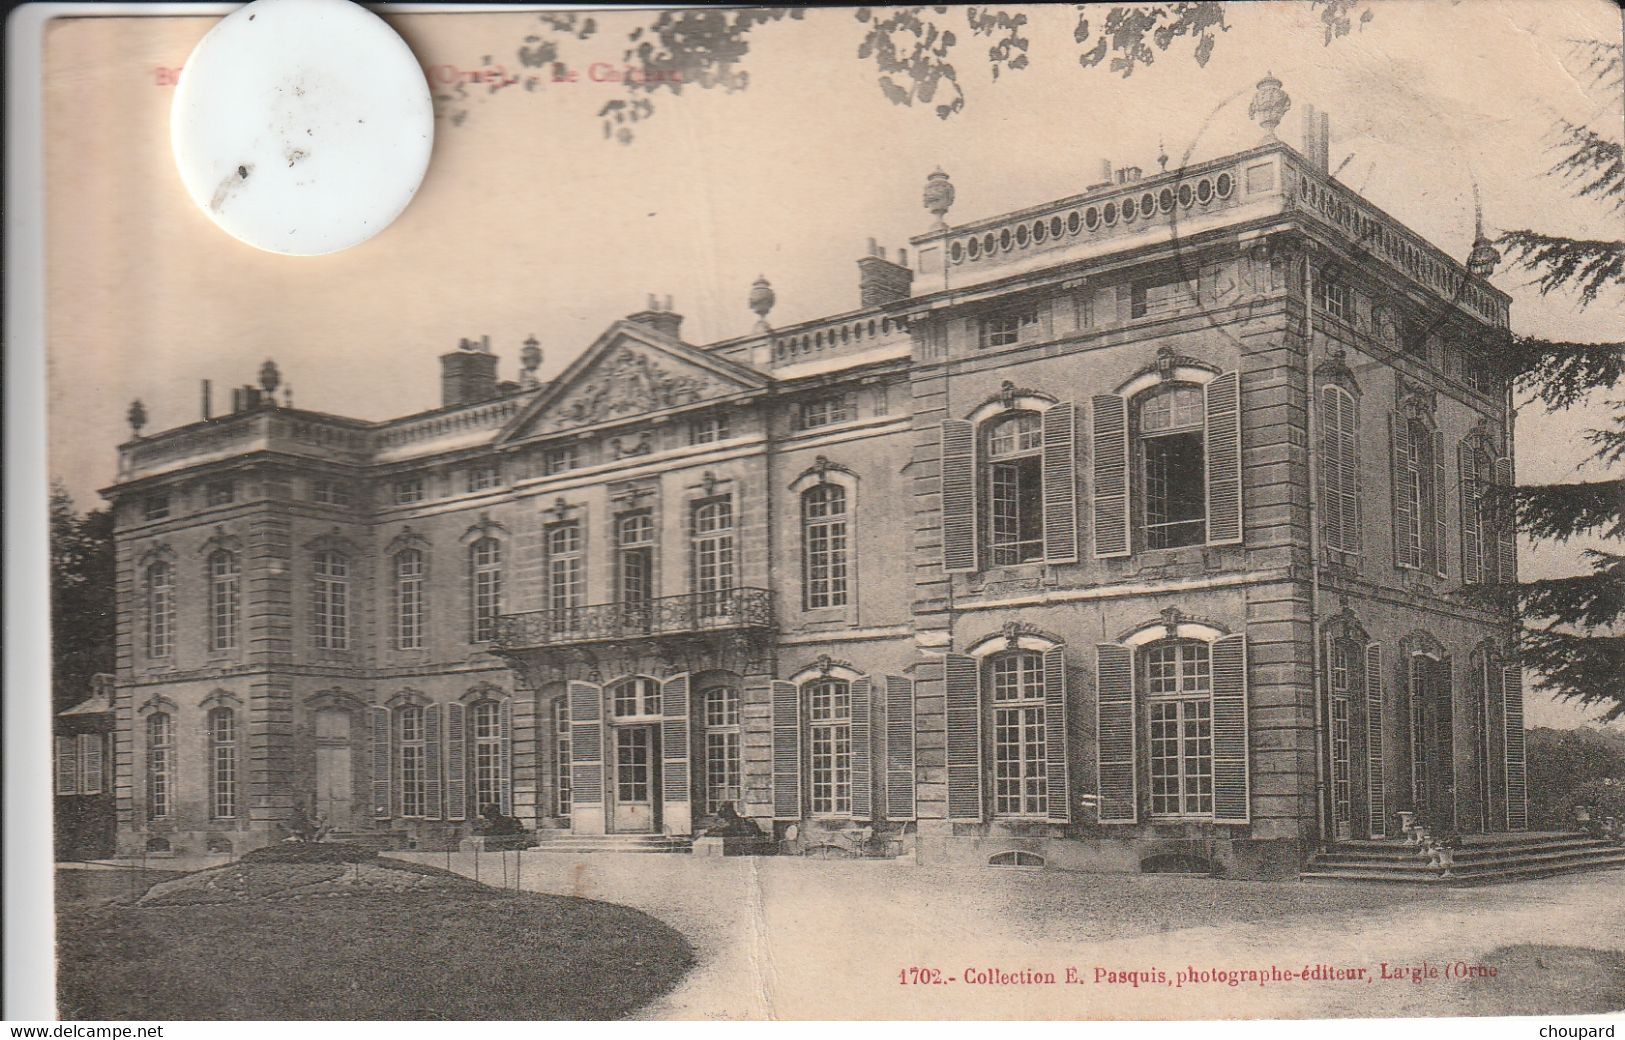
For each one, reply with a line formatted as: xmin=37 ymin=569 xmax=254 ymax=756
xmin=51 ymin=484 xmax=116 ymax=714
xmin=445 ymin=3 xmax=1371 ymax=140
xmin=1472 ymin=39 xmax=1625 ymax=722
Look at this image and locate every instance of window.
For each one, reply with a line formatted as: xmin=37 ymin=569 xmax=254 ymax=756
xmin=470 ymin=538 xmax=502 ymax=642
xmin=206 ymin=481 xmax=236 ymax=506
xmin=209 ymin=707 xmax=237 ymax=819
xmin=616 ymin=512 xmax=655 ymax=625
xmin=1462 ymin=442 xmax=1496 ymax=585
xmin=472 ymin=702 xmax=503 ymax=815
xmin=1145 ymin=641 xmax=1214 ymax=817
xmin=1396 ymin=419 xmax=1440 ymax=572
xmin=55 ymin=736 xmax=79 ymax=795
xmin=394 ymin=478 xmax=425 ymax=505
xmin=543 ymin=445 xmax=579 ymax=475
xmin=554 ymin=699 xmax=572 ymax=819
xmin=807 ymin=679 xmax=852 ymax=816
xmin=310 ymin=480 xmax=352 ymax=506
xmin=609 ymin=676 xmax=661 ymax=719
xmin=1320 ymin=386 xmax=1360 ymax=557
xmin=704 ymin=686 xmax=742 ymax=813
xmin=690 ymin=414 xmax=730 ymax=444
xmin=691 ymin=498 xmax=735 ymax=617
xmin=978 ymin=309 xmax=1037 ymax=349
xmin=1401 ymin=320 xmax=1429 ymax=360
xmin=399 ymin=706 xmax=426 ymax=817
xmin=466 ymin=465 xmax=499 ymax=492
xmin=546 ymin=522 xmax=583 ymax=616
xmin=1137 ymin=385 xmax=1206 ymax=549
xmin=986 ymin=412 xmax=1045 ymax=565
xmin=312 ymin=551 xmax=350 ymax=651
xmin=1465 ymin=359 xmax=1498 ymax=397
xmin=1131 ymin=278 xmax=1198 ymax=321
xmin=1330 ymin=643 xmax=1354 ymax=834
xmin=802 ymin=484 xmax=850 ymax=608
xmin=208 ymin=550 xmax=240 ymax=652
xmin=147 ymin=712 xmax=172 ymax=819
xmin=799 ymin=396 xmax=850 ymax=430
xmin=1317 ymin=272 xmax=1352 ymax=321
xmin=394 ymin=549 xmax=425 ymax=650
xmin=146 ymin=560 xmax=175 ymax=658
xmin=989 ymin=651 xmax=1048 ymax=817
xmin=144 ymin=495 xmax=170 ymax=521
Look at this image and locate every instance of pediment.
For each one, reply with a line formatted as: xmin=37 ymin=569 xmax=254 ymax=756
xmin=502 ymin=321 xmax=766 ymax=441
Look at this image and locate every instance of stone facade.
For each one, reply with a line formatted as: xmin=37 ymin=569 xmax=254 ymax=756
xmin=103 ymin=136 xmax=1523 ymax=876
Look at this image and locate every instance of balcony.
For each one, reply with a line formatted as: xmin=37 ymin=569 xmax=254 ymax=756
xmin=494 ymin=588 xmax=775 ymax=651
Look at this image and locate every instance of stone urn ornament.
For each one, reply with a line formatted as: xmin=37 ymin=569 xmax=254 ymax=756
xmin=1249 ymin=72 xmax=1292 ymax=138
xmin=923 ymin=168 xmax=955 ymax=227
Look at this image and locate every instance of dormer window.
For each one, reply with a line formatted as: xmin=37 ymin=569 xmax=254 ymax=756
xmin=394 ymin=477 xmax=425 ymax=505
xmin=143 ymin=495 xmax=170 ymax=521
xmin=543 ymin=444 xmax=579 ymax=476
xmin=978 ymin=309 xmax=1038 ymax=349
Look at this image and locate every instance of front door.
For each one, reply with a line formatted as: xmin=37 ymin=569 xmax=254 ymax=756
xmin=314 ymin=709 xmax=353 ymax=830
xmin=611 ymin=724 xmax=660 ymax=833
xmin=1409 ymin=656 xmax=1456 ymax=833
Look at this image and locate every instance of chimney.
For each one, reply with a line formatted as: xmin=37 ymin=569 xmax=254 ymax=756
xmin=1302 ymin=104 xmax=1331 ymax=172
xmin=626 ymin=293 xmax=685 ymax=340
xmin=440 ymin=335 xmax=500 ymax=408
xmin=202 ymin=379 xmax=212 ymax=420
xmin=1114 ymin=165 xmax=1143 ymax=184
xmin=1318 ymin=110 xmax=1331 ymax=173
xmin=857 ymin=240 xmax=913 ymax=306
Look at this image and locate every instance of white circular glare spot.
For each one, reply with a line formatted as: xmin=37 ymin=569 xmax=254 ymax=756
xmin=171 ymin=0 xmax=433 ymax=256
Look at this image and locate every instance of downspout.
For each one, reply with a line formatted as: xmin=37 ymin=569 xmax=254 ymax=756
xmin=1303 ymin=249 xmax=1331 ymax=847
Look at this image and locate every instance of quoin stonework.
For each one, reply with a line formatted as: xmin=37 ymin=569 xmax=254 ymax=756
xmin=102 ymin=78 xmax=1526 ymax=877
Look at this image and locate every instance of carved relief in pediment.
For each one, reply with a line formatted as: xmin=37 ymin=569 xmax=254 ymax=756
xmin=536 ymin=347 xmax=729 ymax=434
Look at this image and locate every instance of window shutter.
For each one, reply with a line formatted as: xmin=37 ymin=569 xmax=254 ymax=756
xmin=1205 ymin=371 xmax=1243 ymax=545
xmin=1432 ymin=429 xmax=1448 ymax=578
xmin=771 ymin=680 xmax=800 ymax=819
xmin=1319 ymin=387 xmax=1344 ymax=554
xmin=1211 ymin=633 xmax=1251 ymax=823
xmin=497 ymin=697 xmax=514 ymax=816
xmin=568 ymin=682 xmax=603 ymax=812
xmin=445 ymin=701 xmax=467 ymax=822
xmin=370 ymin=706 xmax=391 ymax=820
xmin=55 ymin=736 xmax=79 ymax=796
xmin=1339 ymin=390 xmax=1360 ymax=554
xmin=883 ymin=675 xmax=916 ymax=821
xmin=945 ymin=653 xmax=982 ymax=821
xmin=1041 ymin=403 xmax=1079 ymax=563
xmin=1503 ymin=664 xmax=1527 ymax=831
xmin=1094 ymin=643 xmax=1136 ymax=823
xmin=79 ymin=733 xmax=103 ymax=796
xmin=850 ymin=677 xmax=873 ymax=821
xmin=1365 ymin=642 xmax=1386 ymax=838
xmin=1091 ymin=394 xmax=1131 ymax=558
xmin=1042 ymin=647 xmax=1071 ymax=823
xmin=661 ymin=673 xmax=691 ymax=834
xmin=424 ymin=703 xmax=443 ymax=820
xmin=1459 ymin=441 xmax=1482 ymax=584
xmin=1494 ymin=457 xmax=1517 ymax=584
xmin=940 ymin=420 xmax=977 ymax=572
xmin=1390 ymin=412 xmax=1414 ymax=569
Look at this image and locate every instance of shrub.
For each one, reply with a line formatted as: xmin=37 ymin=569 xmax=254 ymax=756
xmin=1527 ymin=727 xmax=1625 ymax=828
xmin=239 ymin=842 xmax=377 ymax=865
xmin=1561 ymin=778 xmax=1625 ymax=824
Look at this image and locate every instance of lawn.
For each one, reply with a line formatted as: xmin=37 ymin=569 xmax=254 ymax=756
xmin=57 ymin=856 xmax=694 ymax=1020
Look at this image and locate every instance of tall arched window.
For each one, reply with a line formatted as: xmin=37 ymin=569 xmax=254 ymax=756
xmin=608 ymin=676 xmax=662 ymax=719
xmin=985 ymin=412 xmax=1045 ymax=565
xmin=470 ymin=538 xmax=502 ymax=643
xmin=987 ymin=650 xmax=1048 ymax=817
xmin=546 ymin=522 xmax=583 ymax=618
xmin=691 ymin=498 xmax=735 ymax=617
xmin=802 ymin=484 xmax=849 ymax=608
xmin=1136 ymin=385 xmax=1206 ymax=549
xmin=1320 ymin=386 xmax=1360 ymax=558
xmin=703 ymin=685 xmax=742 ymax=812
xmin=1145 ymin=640 xmax=1214 ymax=817
xmin=806 ymin=678 xmax=852 ymax=816
xmin=209 ymin=707 xmax=237 ymax=819
xmin=312 ymin=551 xmax=350 ymax=651
xmin=146 ymin=561 xmax=174 ymax=658
xmin=394 ymin=549 xmax=424 ymax=650
xmin=398 ymin=705 xmax=426 ymax=817
xmin=472 ymin=701 xmax=503 ymax=814
xmin=1392 ymin=413 xmax=1443 ymax=576
xmin=207 ymin=551 xmax=240 ymax=652
xmin=147 ymin=712 xmax=173 ymax=819
xmin=1460 ymin=439 xmax=1496 ymax=585
xmin=1328 ymin=642 xmax=1356 ymax=836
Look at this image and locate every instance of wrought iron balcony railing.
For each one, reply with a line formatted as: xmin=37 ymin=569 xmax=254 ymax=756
xmin=493 ymin=588 xmax=775 ymax=650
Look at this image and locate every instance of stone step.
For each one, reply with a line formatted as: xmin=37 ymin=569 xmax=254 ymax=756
xmin=1304 ymin=844 xmax=1625 ymax=885
xmin=1314 ymin=840 xmax=1615 ymax=869
xmin=528 ymin=833 xmax=694 ymax=855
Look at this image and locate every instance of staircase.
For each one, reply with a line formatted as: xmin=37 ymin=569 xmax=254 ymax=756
xmin=528 ymin=832 xmax=694 ymax=855
xmin=1302 ymin=831 xmax=1625 ymax=884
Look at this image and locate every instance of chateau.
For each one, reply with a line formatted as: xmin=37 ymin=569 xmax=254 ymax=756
xmin=101 ymin=79 xmax=1526 ymax=877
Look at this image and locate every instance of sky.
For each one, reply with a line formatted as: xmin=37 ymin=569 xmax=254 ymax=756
xmin=41 ymin=0 xmax=1623 ymax=728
